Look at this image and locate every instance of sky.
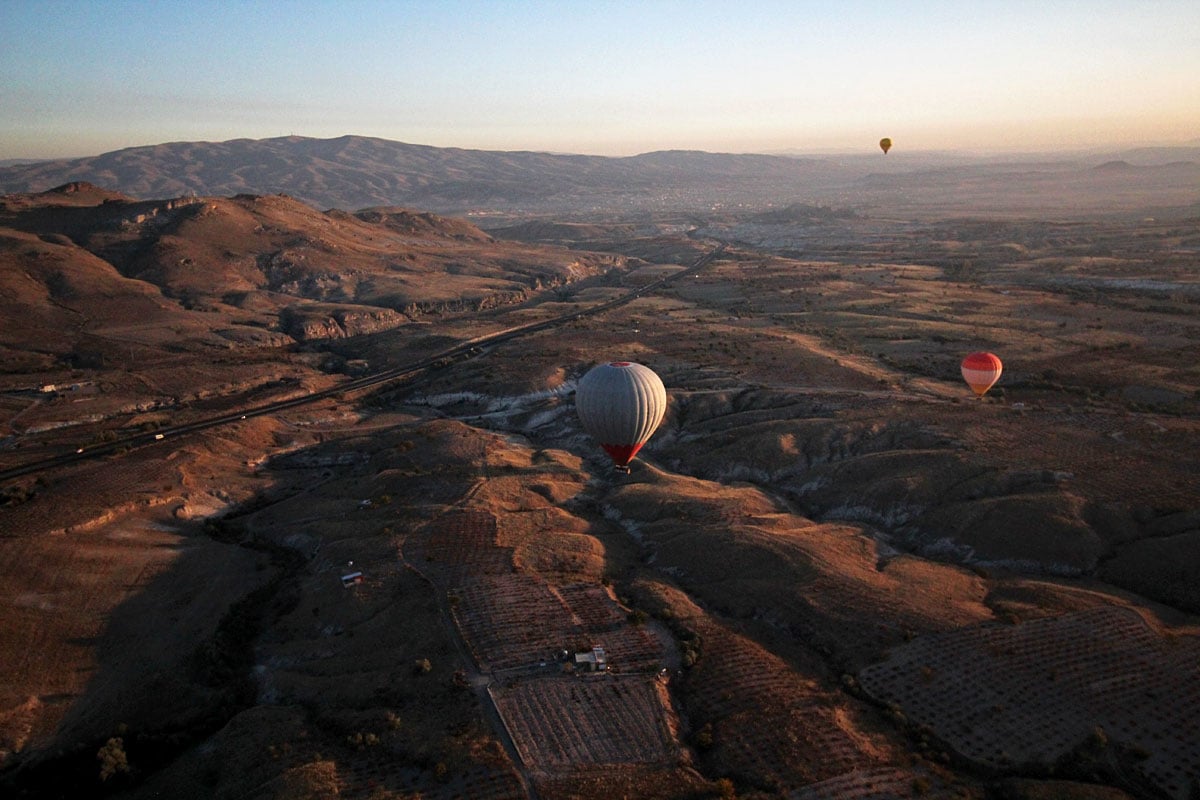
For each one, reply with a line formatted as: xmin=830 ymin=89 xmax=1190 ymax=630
xmin=2 ymin=0 xmax=1198 ymax=160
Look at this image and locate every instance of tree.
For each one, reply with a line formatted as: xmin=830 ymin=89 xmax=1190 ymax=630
xmin=97 ymin=737 xmax=129 ymax=781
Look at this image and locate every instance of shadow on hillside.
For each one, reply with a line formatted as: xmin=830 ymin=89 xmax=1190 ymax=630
xmin=0 ymin=500 xmax=289 ymax=797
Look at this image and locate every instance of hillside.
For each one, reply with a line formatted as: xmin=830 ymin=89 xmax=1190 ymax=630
xmin=0 ymin=182 xmax=623 ymax=412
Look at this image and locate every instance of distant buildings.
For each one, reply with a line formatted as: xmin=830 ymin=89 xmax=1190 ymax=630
xmin=574 ymin=645 xmax=607 ymax=672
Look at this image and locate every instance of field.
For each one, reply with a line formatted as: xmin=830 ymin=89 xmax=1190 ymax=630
xmin=490 ymin=675 xmax=677 ymax=767
xmin=859 ymin=606 xmax=1200 ymax=798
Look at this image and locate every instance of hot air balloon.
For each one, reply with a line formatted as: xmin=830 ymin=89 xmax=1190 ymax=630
xmin=961 ymin=352 xmax=1002 ymax=397
xmin=879 ymin=137 xmax=892 ymax=154
xmin=575 ymin=361 xmax=667 ymax=471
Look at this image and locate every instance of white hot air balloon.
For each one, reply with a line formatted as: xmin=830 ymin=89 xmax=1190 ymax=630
xmin=575 ymin=361 xmax=667 ymax=471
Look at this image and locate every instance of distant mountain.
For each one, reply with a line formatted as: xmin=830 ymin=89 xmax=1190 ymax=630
xmin=3 ymin=136 xmax=1196 ymax=219
xmin=0 ymin=136 xmax=852 ymax=216
xmin=1110 ymin=145 xmax=1200 ymax=165
xmin=0 ymin=158 xmax=51 ymax=168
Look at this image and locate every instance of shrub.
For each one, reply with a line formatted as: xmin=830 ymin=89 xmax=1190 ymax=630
xmin=97 ymin=737 xmax=129 ymax=781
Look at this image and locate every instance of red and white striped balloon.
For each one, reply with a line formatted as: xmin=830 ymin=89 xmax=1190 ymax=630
xmin=961 ymin=352 xmax=1003 ymax=397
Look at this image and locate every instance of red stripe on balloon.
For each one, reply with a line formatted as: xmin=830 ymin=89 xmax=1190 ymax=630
xmin=602 ymin=442 xmax=643 ymax=466
xmin=961 ymin=352 xmax=1001 ymax=371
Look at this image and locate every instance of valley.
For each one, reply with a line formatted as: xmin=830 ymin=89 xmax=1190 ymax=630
xmin=0 ymin=172 xmax=1197 ymax=799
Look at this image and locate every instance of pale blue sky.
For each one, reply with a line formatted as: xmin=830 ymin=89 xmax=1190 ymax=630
xmin=2 ymin=0 xmax=1197 ymax=158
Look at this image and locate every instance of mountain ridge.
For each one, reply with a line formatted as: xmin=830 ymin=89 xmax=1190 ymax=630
xmin=0 ymin=135 xmax=846 ymax=215
xmin=2 ymin=135 xmax=1197 ymax=221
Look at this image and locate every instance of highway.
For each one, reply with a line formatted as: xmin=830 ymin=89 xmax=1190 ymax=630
xmin=0 ymin=244 xmax=725 ymax=482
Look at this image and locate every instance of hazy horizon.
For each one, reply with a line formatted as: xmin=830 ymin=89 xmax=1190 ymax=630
xmin=3 ymin=0 xmax=1198 ymax=160
xmin=4 ymin=132 xmax=1200 ymax=168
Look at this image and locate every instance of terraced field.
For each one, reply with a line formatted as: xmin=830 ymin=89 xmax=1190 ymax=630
xmin=490 ymin=675 xmax=677 ymax=767
xmin=859 ymin=606 xmax=1200 ymax=798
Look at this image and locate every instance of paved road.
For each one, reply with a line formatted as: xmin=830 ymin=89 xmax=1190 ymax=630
xmin=0 ymin=245 xmax=726 ymax=482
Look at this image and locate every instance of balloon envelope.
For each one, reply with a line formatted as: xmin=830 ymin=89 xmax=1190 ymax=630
xmin=961 ymin=352 xmax=1003 ymax=397
xmin=879 ymin=137 xmax=892 ymax=154
xmin=575 ymin=361 xmax=667 ymax=467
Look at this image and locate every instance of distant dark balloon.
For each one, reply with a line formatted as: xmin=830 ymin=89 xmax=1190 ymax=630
xmin=961 ymin=352 xmax=1002 ymax=397
xmin=879 ymin=137 xmax=892 ymax=154
xmin=575 ymin=361 xmax=667 ymax=469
